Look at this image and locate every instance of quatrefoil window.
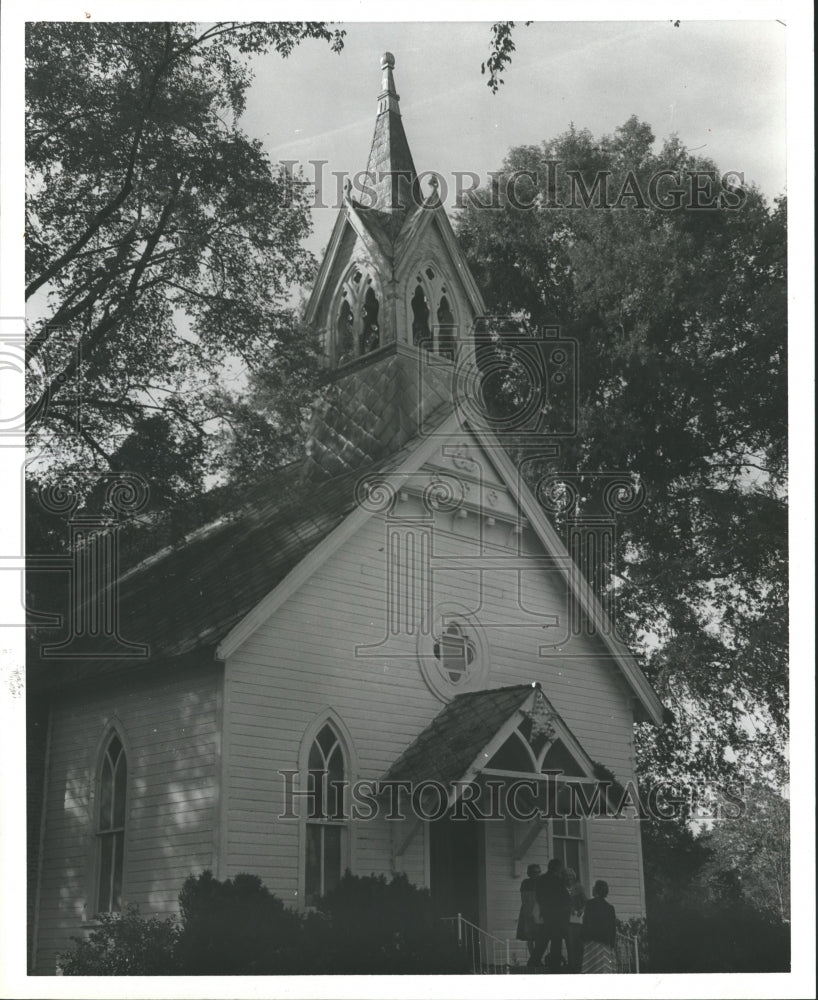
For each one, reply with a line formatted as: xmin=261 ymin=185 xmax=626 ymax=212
xmin=433 ymin=621 xmax=476 ymax=684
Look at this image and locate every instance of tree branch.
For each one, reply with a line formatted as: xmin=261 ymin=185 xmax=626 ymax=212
xmin=30 ymin=184 xmax=183 ymax=416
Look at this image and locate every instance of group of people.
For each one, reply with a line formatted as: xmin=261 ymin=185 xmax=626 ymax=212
xmin=516 ymin=858 xmax=617 ymax=974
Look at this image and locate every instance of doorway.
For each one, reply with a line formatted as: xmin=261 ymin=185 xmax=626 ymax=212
xmin=428 ymin=815 xmax=483 ymax=925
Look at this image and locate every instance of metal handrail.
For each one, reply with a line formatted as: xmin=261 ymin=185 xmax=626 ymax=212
xmin=441 ymin=913 xmax=511 ymax=974
xmin=615 ymin=929 xmax=641 ymax=973
xmin=443 ymin=913 xmax=639 ymax=974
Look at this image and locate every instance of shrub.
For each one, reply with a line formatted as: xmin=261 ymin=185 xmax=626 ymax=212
xmin=646 ymin=897 xmax=790 ymax=973
xmin=58 ymin=870 xmax=474 ymax=975
xmin=176 ymin=870 xmax=305 ymax=974
xmin=315 ymin=872 xmax=471 ymax=974
xmin=58 ymin=906 xmax=179 ymax=975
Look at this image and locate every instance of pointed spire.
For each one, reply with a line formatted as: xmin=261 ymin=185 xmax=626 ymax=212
xmin=362 ymin=52 xmax=417 ymax=214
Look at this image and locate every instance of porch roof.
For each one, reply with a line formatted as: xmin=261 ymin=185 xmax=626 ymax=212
xmin=383 ymin=684 xmax=536 ymax=787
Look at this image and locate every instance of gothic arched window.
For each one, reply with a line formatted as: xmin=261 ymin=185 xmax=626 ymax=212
xmin=437 ymin=293 xmax=456 ymax=360
xmin=360 ymin=287 xmax=380 ymax=355
xmin=332 ymin=266 xmax=383 ymax=367
xmin=337 ymin=297 xmax=355 ymax=365
xmin=411 ymin=283 xmax=431 ymax=347
xmin=305 ymin=722 xmax=347 ymax=906
xmin=408 ymin=265 xmax=458 ymax=356
xmin=96 ymin=731 xmax=127 ymax=913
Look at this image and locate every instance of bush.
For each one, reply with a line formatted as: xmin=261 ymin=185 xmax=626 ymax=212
xmin=315 ymin=872 xmax=471 ymax=974
xmin=641 ymin=817 xmax=790 ymax=973
xmin=176 ymin=870 xmax=305 ymax=974
xmin=59 ymin=906 xmax=179 ymax=975
xmin=58 ymin=869 xmax=473 ymax=975
xmin=646 ymin=898 xmax=790 ymax=973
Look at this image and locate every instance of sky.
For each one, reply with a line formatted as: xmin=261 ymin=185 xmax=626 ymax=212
xmin=239 ymin=20 xmax=786 ymax=258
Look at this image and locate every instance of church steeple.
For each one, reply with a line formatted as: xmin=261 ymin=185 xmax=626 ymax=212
xmin=302 ymin=52 xmax=487 ymax=480
xmin=362 ymin=53 xmax=417 ymax=213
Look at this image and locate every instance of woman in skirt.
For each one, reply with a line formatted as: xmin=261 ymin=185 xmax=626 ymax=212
xmin=515 ymin=863 xmax=543 ymax=967
xmin=581 ymin=880 xmax=616 ymax=973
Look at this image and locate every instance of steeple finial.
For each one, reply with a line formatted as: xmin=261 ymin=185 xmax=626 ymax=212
xmin=378 ymin=51 xmax=400 ymax=115
xmin=362 ymin=51 xmax=417 ymax=213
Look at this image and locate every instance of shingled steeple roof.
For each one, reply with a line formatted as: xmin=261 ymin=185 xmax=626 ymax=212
xmin=362 ymin=52 xmax=418 ymax=214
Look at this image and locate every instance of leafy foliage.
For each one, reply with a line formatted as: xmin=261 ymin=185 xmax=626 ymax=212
xmin=58 ymin=906 xmax=179 ymax=975
xmin=315 ymin=872 xmax=471 ymax=974
xmin=697 ymin=783 xmax=790 ymax=923
xmin=640 ymin=807 xmax=790 ymax=972
xmin=58 ymin=870 xmax=470 ymax=975
xmin=25 ymin=20 xmax=523 ymax=509
xmin=481 ymin=22 xmax=531 ymax=93
xmin=210 ymin=318 xmax=328 ymax=491
xmin=456 ymin=118 xmax=787 ymax=790
xmin=175 ymin=870 xmax=304 ymax=974
xmin=26 ymin=22 xmax=343 ymax=503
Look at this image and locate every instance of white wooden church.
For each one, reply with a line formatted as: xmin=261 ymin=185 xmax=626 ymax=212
xmin=28 ymin=53 xmax=664 ymax=974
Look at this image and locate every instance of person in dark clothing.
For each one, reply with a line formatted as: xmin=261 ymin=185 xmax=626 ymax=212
xmin=581 ymin=879 xmax=617 ymax=973
xmin=534 ymin=858 xmax=571 ymax=972
xmin=515 ymin=863 xmax=543 ymax=967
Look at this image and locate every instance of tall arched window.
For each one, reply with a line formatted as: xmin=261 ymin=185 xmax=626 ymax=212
xmin=305 ymin=722 xmax=347 ymax=906
xmin=407 ymin=264 xmax=458 ymax=356
xmin=332 ymin=265 xmax=382 ymax=366
xmin=337 ymin=297 xmax=355 ymax=366
xmin=360 ymin=287 xmax=380 ymax=355
xmin=437 ymin=294 xmax=456 ymax=360
xmin=411 ymin=283 xmax=431 ymax=347
xmin=96 ymin=731 xmax=127 ymax=913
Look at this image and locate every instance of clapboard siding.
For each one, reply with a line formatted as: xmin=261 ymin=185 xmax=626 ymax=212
xmin=33 ymin=661 xmax=221 ymax=975
xmin=224 ymin=490 xmax=646 ymax=928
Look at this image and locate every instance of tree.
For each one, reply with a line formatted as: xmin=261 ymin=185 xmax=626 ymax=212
xmin=481 ymin=22 xmax=531 ymax=93
xmin=456 ymin=119 xmax=787 ymax=791
xmin=698 ymin=784 xmax=790 ymax=923
xmin=25 ymin=22 xmax=344 ymax=504
xmin=25 ymin=20 xmax=527 ymax=510
xmin=209 ymin=315 xmax=327 ymax=492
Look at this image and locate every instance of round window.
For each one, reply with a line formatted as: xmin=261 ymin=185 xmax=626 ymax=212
xmin=417 ymin=603 xmax=489 ymax=701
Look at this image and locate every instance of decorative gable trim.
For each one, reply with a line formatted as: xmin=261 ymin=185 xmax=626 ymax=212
xmin=303 ymin=207 xmax=355 ymax=326
xmin=466 ymin=424 xmax=665 ymax=725
xmin=215 ymin=412 xmax=664 ymax=725
xmin=394 ymin=206 xmax=486 ymax=320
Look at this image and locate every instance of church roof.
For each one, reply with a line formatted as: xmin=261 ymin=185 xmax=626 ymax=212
xmin=28 ymin=445 xmax=413 ymax=692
